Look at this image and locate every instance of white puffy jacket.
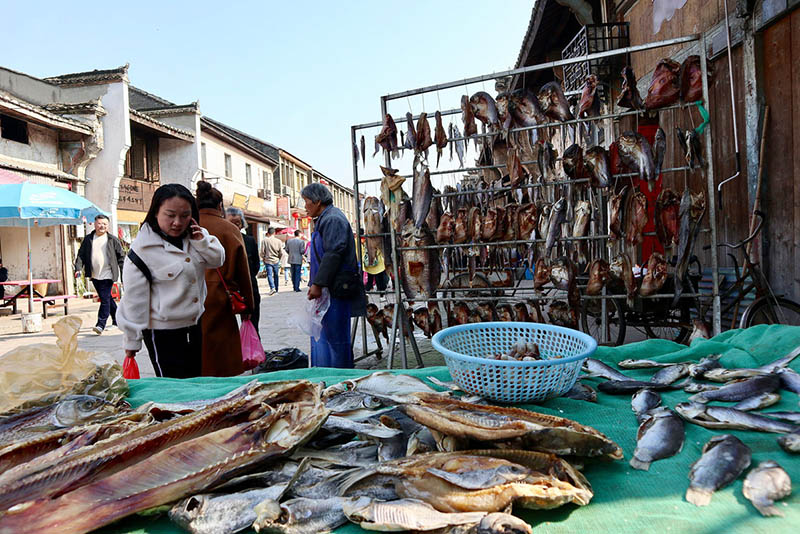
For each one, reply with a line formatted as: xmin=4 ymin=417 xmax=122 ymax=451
xmin=116 ymin=223 xmax=225 ymax=351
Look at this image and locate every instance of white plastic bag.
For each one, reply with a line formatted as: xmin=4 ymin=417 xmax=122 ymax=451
xmin=287 ymin=288 xmax=330 ymax=341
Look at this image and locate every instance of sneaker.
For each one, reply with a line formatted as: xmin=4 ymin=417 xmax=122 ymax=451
xmin=92 ymin=326 xmax=103 ymax=335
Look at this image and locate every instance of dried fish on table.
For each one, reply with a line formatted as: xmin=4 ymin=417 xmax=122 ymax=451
xmin=778 ymin=431 xmax=800 ymax=453
xmin=655 ymin=188 xmax=680 ymax=249
xmin=470 ymin=92 xmax=501 ymax=130
xmin=375 ymin=113 xmax=399 ymax=158
xmin=639 ymin=252 xmax=668 ymax=297
xmin=617 ymin=66 xmax=644 ymax=110
xmin=675 ymin=402 xmax=798 ymax=433
xmin=563 ymin=382 xmax=597 ymax=403
xmin=688 ymin=374 xmax=781 ymax=403
xmin=400 ymin=393 xmax=623 ymax=459
xmin=630 ymin=407 xmax=684 ymax=471
xmin=583 ymin=146 xmax=611 ymax=188
xmin=742 ymin=461 xmax=792 ymax=517
xmin=339 ymin=450 xmax=593 ymax=513
xmin=254 ymin=497 xmax=349 ymax=534
xmin=170 ymin=484 xmax=289 ymax=534
xmin=343 ymin=497 xmax=487 ymax=531
xmin=777 ymin=366 xmax=800 ymax=394
xmin=619 ymin=358 xmax=685 ymax=369
xmin=650 ymin=363 xmax=690 ymax=385
xmin=645 ymin=58 xmax=681 ymax=110
xmin=732 ymin=392 xmax=781 ymax=411
xmin=687 ymin=353 xmax=723 ymax=379
xmin=537 ymin=81 xmax=574 ymax=122
xmin=400 ymin=220 xmax=440 ymax=300
xmin=322 ymin=371 xmax=438 ymax=401
xmin=686 ymin=434 xmax=751 ymax=507
xmin=762 ymin=411 xmax=800 ymax=424
xmin=0 ymin=381 xmax=329 ymax=534
xmin=680 ymin=55 xmax=703 ymax=103
xmin=597 ymin=380 xmax=679 ymax=395
xmin=582 ymin=358 xmax=631 ymax=381
xmin=631 ymin=389 xmax=662 ymax=423
xmin=585 ymin=258 xmax=610 ymax=296
xmin=617 ymin=131 xmax=657 ymax=192
xmin=415 ymin=112 xmax=433 ymax=154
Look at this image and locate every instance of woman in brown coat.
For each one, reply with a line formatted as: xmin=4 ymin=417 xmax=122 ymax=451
xmin=196 ymin=182 xmax=255 ymax=376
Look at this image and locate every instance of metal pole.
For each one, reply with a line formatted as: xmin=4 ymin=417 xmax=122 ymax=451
xmin=381 ymin=96 xmax=410 ymax=369
xmin=350 ymin=125 xmax=370 ymax=362
xmin=383 ymin=34 xmax=700 ymax=101
xmin=27 ymin=220 xmax=33 ymax=314
xmin=700 ymin=34 xmax=722 ymax=335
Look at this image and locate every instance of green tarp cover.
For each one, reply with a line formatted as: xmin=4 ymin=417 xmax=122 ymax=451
xmin=104 ymin=325 xmax=800 ymax=534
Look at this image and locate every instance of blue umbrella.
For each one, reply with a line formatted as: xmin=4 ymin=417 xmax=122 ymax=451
xmin=0 ymin=183 xmax=107 ymax=314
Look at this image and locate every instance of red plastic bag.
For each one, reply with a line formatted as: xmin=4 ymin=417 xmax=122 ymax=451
xmin=240 ymin=320 xmax=265 ymax=371
xmin=123 ymin=356 xmax=140 ymax=379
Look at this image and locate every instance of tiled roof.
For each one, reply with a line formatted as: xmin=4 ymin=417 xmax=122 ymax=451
xmin=42 ymin=101 xmax=106 ymax=116
xmin=201 ymin=117 xmax=280 ymax=164
xmin=137 ymin=103 xmax=199 ymax=117
xmin=129 ymin=109 xmax=194 ymax=141
xmin=43 ymin=65 xmax=129 ymax=87
xmin=0 ymin=90 xmax=94 ymax=135
xmin=128 ymin=85 xmax=174 ymax=110
xmin=0 ymin=157 xmax=85 ymax=183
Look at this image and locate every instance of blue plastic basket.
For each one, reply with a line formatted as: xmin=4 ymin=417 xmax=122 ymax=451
xmin=431 ymin=322 xmax=597 ymax=403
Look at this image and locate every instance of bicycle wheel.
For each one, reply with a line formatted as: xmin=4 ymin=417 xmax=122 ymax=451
xmin=644 ymin=301 xmax=691 ymax=344
xmin=581 ymin=298 xmax=626 ymax=346
xmin=741 ymin=296 xmax=800 ymax=328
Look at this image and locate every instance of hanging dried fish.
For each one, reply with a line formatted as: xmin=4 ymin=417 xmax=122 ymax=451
xmin=673 ymin=189 xmax=705 ymax=305
xmin=415 ymin=112 xmax=434 ymax=154
xmin=624 ymin=191 xmax=648 ymax=247
xmin=495 ymin=92 xmax=513 ymax=131
xmin=434 ymin=111 xmax=448 ymax=168
xmin=610 ymin=252 xmax=636 ymax=307
xmin=572 ymin=200 xmax=591 ymax=264
xmin=655 ymin=188 xmax=680 ymax=248
xmin=436 ymin=212 xmax=455 ymax=244
xmin=645 ymin=58 xmax=682 ymax=110
xmin=578 ymin=74 xmax=600 ymax=118
xmin=617 ymin=66 xmax=644 ymax=110
xmin=461 ymin=95 xmax=478 ymax=142
xmin=545 ymin=197 xmax=566 ymax=257
xmin=537 ymin=81 xmax=574 ymax=122
xmin=470 ymin=91 xmax=501 ymax=130
xmin=585 ymin=258 xmax=610 ymax=296
xmin=640 ymin=252 xmax=668 ymax=297
xmin=562 ymin=144 xmax=584 ymax=180
xmin=362 ymin=196 xmax=384 ymax=266
xmin=360 ymin=135 xmax=366 ymax=167
xmin=680 ymin=55 xmax=703 ymax=103
xmin=403 ymin=112 xmax=417 ymax=152
xmin=376 ymin=113 xmax=399 ymax=158
xmin=537 ymin=141 xmax=557 ymax=183
xmin=583 ymin=146 xmax=611 ymax=188
xmin=400 ymin=220 xmax=440 ymax=300
xmin=653 ymin=127 xmax=667 ymax=178
xmin=608 ymin=186 xmax=627 ymax=245
xmin=533 ymin=258 xmax=550 ymax=290
xmin=412 ymin=156 xmax=433 ymax=229
xmin=676 ymin=127 xmax=705 ymax=170
xmin=617 ymin=131 xmax=657 ymax=191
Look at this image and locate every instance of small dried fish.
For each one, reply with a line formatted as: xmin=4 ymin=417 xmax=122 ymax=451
xmin=169 ymin=485 xmax=288 ymax=534
xmin=687 ymin=353 xmax=723 ymax=379
xmin=778 ymin=431 xmax=800 ymax=454
xmin=434 ymin=111 xmax=448 ymax=167
xmin=630 ymin=407 xmax=684 ymax=471
xmin=731 ymin=392 xmax=781 ymax=411
xmin=688 ymin=374 xmax=781 ymax=403
xmin=686 ymin=434 xmax=751 ymax=506
xmin=343 ymin=497 xmax=487 ymax=531
xmin=631 ymin=389 xmax=662 ymax=423
xmin=545 ymin=197 xmax=566 ymax=257
xmin=582 ymin=358 xmax=631 ymax=381
xmin=583 ymin=146 xmax=611 ymax=188
xmin=619 ymin=359 xmax=683 ymax=369
xmin=650 ymin=363 xmax=689 ymax=385
xmin=617 ymin=66 xmax=643 ymax=110
xmin=617 ymin=131 xmax=656 ymax=192
xmin=360 ymin=135 xmax=366 ymax=167
xmin=675 ymin=402 xmax=798 ymax=433
xmin=653 ymin=127 xmax=666 ymax=178
xmin=742 ymin=461 xmax=792 ymax=517
xmin=415 ymin=113 xmax=433 ymax=154
xmin=563 ymin=382 xmax=597 ymax=403
xmin=598 ymin=380 xmax=679 ymax=395
xmin=253 ymin=497 xmax=348 ymax=534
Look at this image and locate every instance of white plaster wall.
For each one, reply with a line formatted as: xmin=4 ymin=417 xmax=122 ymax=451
xmin=83 ymin=81 xmax=130 ymax=232
xmin=0 ymin=123 xmax=59 ymax=164
xmin=0 ymin=67 xmax=63 ymax=105
xmin=200 ymin=132 xmax=275 ymax=206
xmin=160 ymin=113 xmax=201 ymax=188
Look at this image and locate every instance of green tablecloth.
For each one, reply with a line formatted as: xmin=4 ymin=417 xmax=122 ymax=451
xmin=105 ymin=325 xmax=800 ymax=534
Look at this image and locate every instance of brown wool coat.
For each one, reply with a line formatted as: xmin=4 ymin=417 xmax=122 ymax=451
xmin=198 ymin=208 xmax=255 ymax=377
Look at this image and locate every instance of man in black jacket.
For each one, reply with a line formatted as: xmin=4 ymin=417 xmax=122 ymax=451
xmin=74 ymin=214 xmax=125 ymax=334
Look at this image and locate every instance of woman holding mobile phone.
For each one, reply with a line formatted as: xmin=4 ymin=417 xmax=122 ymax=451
xmin=116 ymin=184 xmax=225 ymax=378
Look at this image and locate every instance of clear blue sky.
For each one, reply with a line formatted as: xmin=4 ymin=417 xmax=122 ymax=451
xmin=5 ymin=1 xmax=533 ymax=189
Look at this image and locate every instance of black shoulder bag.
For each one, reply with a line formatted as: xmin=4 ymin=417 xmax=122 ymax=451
xmin=312 ymin=242 xmax=362 ymax=300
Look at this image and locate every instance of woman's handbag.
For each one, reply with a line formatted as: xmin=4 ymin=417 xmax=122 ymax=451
xmin=216 ymin=268 xmax=248 ymax=314
xmin=311 ymin=244 xmax=362 ymax=300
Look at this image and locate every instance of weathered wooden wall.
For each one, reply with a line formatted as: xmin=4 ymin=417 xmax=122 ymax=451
xmin=761 ymin=10 xmax=800 ymax=300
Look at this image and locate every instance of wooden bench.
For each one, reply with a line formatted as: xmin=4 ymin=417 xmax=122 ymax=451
xmin=33 ymin=295 xmax=77 ymax=318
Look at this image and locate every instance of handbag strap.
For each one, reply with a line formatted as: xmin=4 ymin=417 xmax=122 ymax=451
xmin=215 ymin=268 xmax=233 ymax=296
xmin=127 ymin=250 xmax=152 ymax=284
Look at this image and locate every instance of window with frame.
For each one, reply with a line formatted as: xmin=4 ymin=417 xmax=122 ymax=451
xmin=224 ymin=153 xmax=232 ymax=178
xmin=262 ymin=170 xmax=271 ymax=191
xmin=245 ymin=163 xmax=252 ymax=186
xmin=0 ymin=114 xmax=28 ymax=144
xmin=124 ymin=129 xmax=160 ymax=181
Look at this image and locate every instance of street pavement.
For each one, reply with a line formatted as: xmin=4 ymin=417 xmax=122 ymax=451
xmin=0 ymin=278 xmax=443 ymax=378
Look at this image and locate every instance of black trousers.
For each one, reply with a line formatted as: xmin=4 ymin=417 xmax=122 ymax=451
xmin=250 ymin=276 xmax=261 ymax=336
xmin=91 ymin=278 xmax=117 ymax=328
xmin=143 ymin=323 xmax=202 ymax=378
xmin=365 ymin=271 xmax=388 ymax=292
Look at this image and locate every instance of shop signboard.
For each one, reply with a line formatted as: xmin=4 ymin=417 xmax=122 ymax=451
xmin=277 ymin=196 xmax=290 ymax=219
xmin=232 ymin=193 xmax=247 ymax=210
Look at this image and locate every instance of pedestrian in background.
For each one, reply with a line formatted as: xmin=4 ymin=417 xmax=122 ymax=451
xmin=301 ymin=183 xmax=365 ymax=368
xmin=117 ymin=184 xmax=224 ymax=378
xmin=196 ymin=182 xmax=254 ymax=377
xmin=260 ymin=227 xmax=282 ymax=295
xmin=362 ymin=242 xmax=389 ymax=301
xmin=285 ymin=230 xmax=305 ymax=292
xmin=280 ymin=248 xmax=290 ymax=285
xmin=225 ymin=207 xmax=261 ymax=335
xmin=74 ymin=214 xmax=125 ymax=335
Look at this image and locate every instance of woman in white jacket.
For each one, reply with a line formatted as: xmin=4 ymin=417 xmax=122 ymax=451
xmin=117 ymin=184 xmax=225 ymax=378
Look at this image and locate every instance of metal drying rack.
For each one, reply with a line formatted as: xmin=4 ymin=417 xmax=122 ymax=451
xmin=350 ymin=33 xmax=721 ymax=369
